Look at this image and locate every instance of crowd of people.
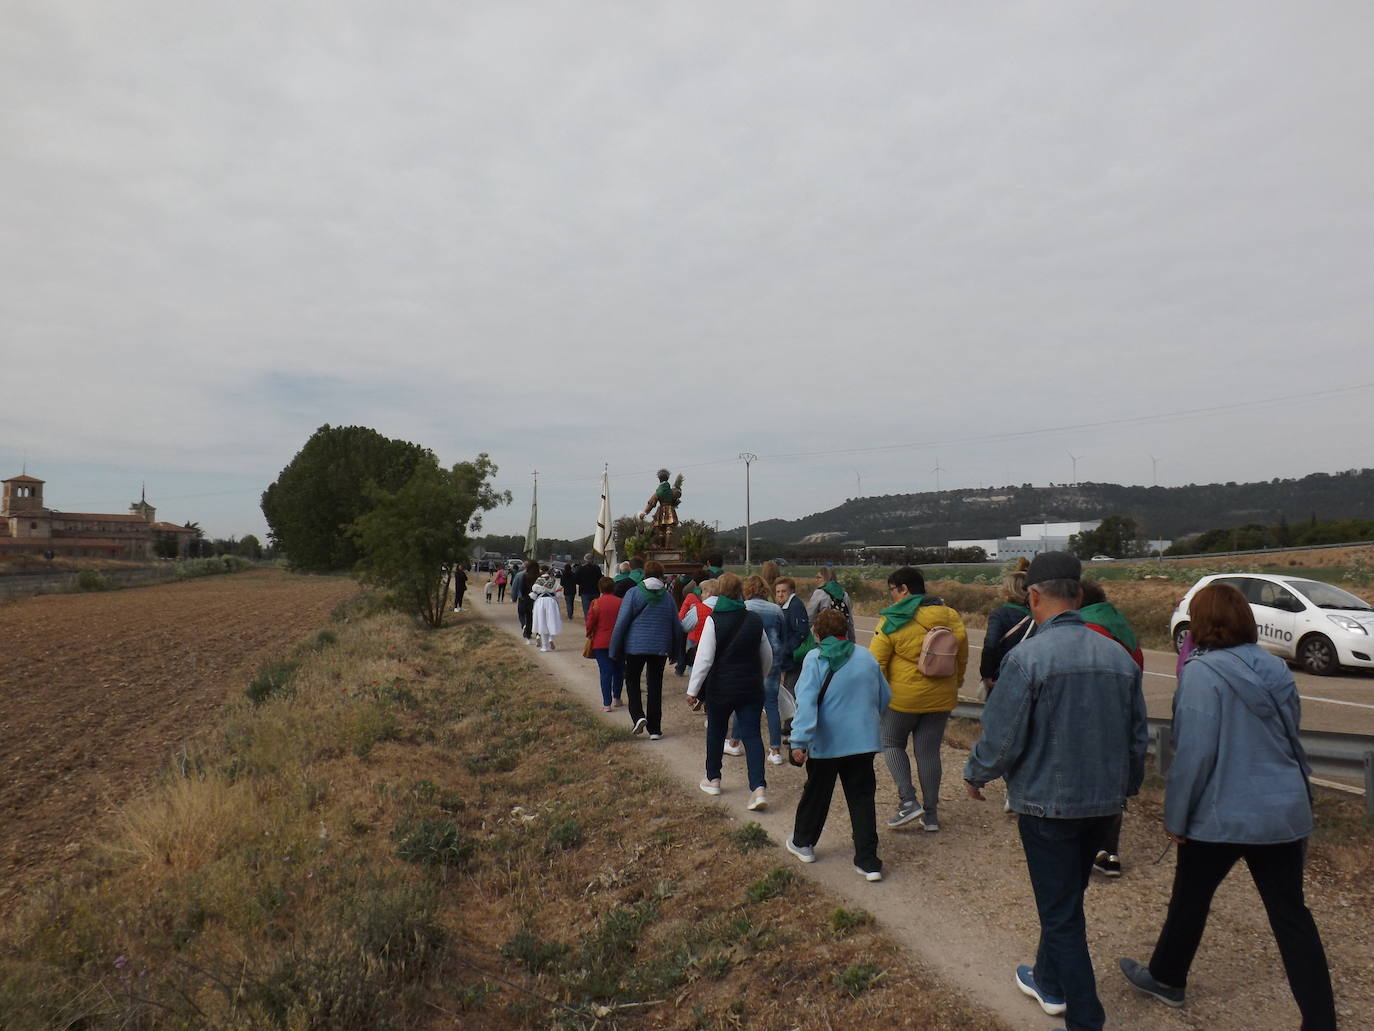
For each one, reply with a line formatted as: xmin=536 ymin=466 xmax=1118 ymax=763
xmin=472 ymin=549 xmax=1335 ymax=1031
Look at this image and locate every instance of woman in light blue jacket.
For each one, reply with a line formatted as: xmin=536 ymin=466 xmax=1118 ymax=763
xmin=785 ymin=609 xmax=892 ymax=881
xmin=1119 ymin=583 xmax=1335 ymax=1030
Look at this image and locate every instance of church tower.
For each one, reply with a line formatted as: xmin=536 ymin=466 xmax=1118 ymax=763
xmin=2 ymin=474 xmax=45 ymax=517
xmin=129 ymin=483 xmax=156 ymax=522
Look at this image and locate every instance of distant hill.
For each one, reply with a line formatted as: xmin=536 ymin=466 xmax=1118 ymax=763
xmin=732 ymin=469 xmax=1374 ymax=547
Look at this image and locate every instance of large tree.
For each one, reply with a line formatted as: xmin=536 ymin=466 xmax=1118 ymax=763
xmin=350 ymin=453 xmax=510 ymax=627
xmin=261 ymin=425 xmax=431 ymax=571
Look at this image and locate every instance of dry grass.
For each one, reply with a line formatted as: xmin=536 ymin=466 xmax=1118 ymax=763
xmin=0 ymin=601 xmax=1007 ymax=1031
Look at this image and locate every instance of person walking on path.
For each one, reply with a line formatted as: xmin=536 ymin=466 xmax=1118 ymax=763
xmin=785 ymin=608 xmax=891 ymax=882
xmin=575 ymin=552 xmax=602 ymax=618
xmin=686 ymin=573 xmax=771 ymax=810
xmin=870 ymin=566 xmax=968 ymax=832
xmin=513 ymin=560 xmax=537 ymax=642
xmin=806 ymin=567 xmax=855 ymax=641
xmin=1078 ymin=578 xmax=1145 ymax=878
xmin=979 ymin=557 xmax=1032 ymax=696
xmin=774 ymin=576 xmax=810 ymax=698
xmin=721 ymin=575 xmax=787 ymax=765
xmin=494 ymin=565 xmax=508 ymax=603
xmin=677 ymin=578 xmax=717 ymax=677
xmin=963 ymin=551 xmax=1147 ymax=1031
xmin=585 ymin=576 xmax=625 ymax=711
xmin=1118 ymin=582 xmax=1336 ymax=1031
xmin=451 ymin=562 xmax=469 ymax=613
xmin=560 ymin=561 xmax=578 ymax=619
xmin=609 ymin=560 xmax=682 ymax=739
xmin=531 ymin=566 xmax=563 ymax=651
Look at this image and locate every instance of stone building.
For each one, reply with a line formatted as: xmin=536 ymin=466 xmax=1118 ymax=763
xmin=0 ymin=474 xmax=197 ymax=560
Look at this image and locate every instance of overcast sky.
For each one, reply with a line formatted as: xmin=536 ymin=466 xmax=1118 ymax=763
xmin=3 ymin=2 xmax=1371 ymax=543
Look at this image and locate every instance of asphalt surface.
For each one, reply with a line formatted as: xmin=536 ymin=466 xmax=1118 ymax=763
xmin=851 ymin=615 xmax=1374 ymax=736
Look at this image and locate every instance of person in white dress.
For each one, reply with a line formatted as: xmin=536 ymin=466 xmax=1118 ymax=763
xmin=531 ymin=568 xmax=563 ymax=651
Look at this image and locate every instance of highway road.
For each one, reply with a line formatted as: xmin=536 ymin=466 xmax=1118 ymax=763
xmin=850 ymin=615 xmax=1374 ymax=736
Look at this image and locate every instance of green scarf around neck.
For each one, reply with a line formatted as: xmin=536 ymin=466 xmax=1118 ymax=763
xmin=712 ymin=596 xmax=744 ymax=613
xmin=638 ymin=581 xmax=667 ymax=605
xmin=706 ymin=565 xmax=724 ymax=577
xmin=613 ymin=572 xmax=631 ymax=582
xmin=1078 ymin=602 xmax=1138 ymax=652
xmin=817 ymin=635 xmax=855 ymax=671
xmin=1004 ymin=602 xmax=1030 ymax=616
xmin=877 ymin=593 xmax=925 ymax=634
xmin=629 ymin=568 xmax=645 ymax=583
xmin=820 ymin=580 xmax=845 ymax=603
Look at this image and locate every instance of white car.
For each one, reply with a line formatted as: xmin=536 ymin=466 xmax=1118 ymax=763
xmin=1169 ymin=573 xmax=1374 ymax=675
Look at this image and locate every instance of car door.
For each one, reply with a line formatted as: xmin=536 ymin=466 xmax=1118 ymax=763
xmin=1242 ymin=578 xmax=1301 ymax=659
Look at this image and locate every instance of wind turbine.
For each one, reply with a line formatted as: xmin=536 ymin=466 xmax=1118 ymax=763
xmin=1068 ymin=451 xmax=1082 ymax=486
xmin=930 ymin=458 xmax=945 ymax=493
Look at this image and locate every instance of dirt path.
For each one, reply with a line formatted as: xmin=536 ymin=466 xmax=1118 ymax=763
xmin=0 ymin=569 xmax=359 ymax=913
xmin=477 ymin=594 xmax=1372 ymax=1031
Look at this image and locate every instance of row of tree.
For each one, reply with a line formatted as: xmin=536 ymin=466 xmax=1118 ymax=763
xmin=261 ymin=425 xmax=509 ymax=626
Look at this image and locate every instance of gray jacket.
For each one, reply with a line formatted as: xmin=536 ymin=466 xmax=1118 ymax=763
xmin=1166 ymin=643 xmax=1312 ymax=844
xmin=964 ymin=610 xmax=1148 ymax=819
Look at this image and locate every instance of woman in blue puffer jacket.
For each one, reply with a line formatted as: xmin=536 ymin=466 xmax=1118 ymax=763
xmin=609 ymin=559 xmax=683 ymax=740
xmin=1118 ymin=583 xmax=1335 ymax=1030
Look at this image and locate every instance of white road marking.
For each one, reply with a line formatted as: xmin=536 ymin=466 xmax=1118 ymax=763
xmin=1301 ymin=695 xmax=1374 ymax=710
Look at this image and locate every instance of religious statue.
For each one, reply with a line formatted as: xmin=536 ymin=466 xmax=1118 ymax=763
xmin=641 ymin=469 xmax=683 ymax=549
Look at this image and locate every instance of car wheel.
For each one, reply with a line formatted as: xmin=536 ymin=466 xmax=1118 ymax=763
xmin=1297 ymin=634 xmax=1339 ymax=676
xmin=1172 ymin=622 xmax=1189 ymax=655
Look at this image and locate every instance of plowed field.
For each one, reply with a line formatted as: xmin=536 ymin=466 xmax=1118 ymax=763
xmin=0 ymin=568 xmax=358 ymax=912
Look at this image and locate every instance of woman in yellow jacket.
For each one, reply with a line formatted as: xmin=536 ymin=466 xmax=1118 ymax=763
xmin=869 ymin=566 xmax=968 ymax=832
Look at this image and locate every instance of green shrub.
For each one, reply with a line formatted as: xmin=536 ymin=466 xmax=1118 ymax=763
xmin=746 ymin=867 xmax=796 ymax=903
xmin=75 ymin=569 xmax=109 ymax=592
xmin=834 ymin=961 xmax=884 ymax=996
xmin=246 ymin=661 xmax=299 ymax=705
xmin=727 ymin=822 xmax=771 ymax=851
xmin=545 ymin=819 xmax=583 ymax=852
xmin=392 ymin=819 xmax=476 ymax=869
xmin=831 ymin=907 xmax=873 ymax=936
xmin=501 ymin=929 xmax=567 ymax=972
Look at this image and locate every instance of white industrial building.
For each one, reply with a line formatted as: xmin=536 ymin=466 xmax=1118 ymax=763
xmin=949 ymin=521 xmax=1102 ymax=561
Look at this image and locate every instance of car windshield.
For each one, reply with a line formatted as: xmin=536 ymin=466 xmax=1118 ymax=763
xmin=1285 ymin=579 xmax=1373 ymax=611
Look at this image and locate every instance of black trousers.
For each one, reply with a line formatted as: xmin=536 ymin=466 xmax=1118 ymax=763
xmin=623 ymin=654 xmax=666 ymax=735
xmin=791 ymin=752 xmax=879 ymax=873
xmin=1150 ymin=838 xmax=1335 ymax=1031
xmin=516 ymin=596 xmax=534 ymax=638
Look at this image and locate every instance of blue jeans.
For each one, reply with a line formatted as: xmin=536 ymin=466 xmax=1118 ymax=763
xmin=706 ymin=700 xmax=765 ymax=790
xmin=1018 ymin=814 xmax=1112 ymax=1031
xmin=731 ymin=671 xmax=782 ymax=748
xmin=592 ymin=648 xmax=623 ymax=707
xmin=581 ymin=594 xmax=592 ymax=618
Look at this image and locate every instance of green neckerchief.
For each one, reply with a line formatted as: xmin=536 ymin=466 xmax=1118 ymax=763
xmin=629 ymin=569 xmax=646 ymax=583
xmin=1079 ymin=602 xmax=1138 ymax=653
xmin=684 ymin=584 xmax=701 ymax=596
xmin=877 ymin=593 xmax=925 ymax=635
xmin=1005 ymin=602 xmax=1030 ymax=616
xmin=613 ymin=572 xmax=631 ymax=583
xmin=712 ymin=596 xmax=744 ymax=613
xmin=817 ymin=635 xmax=855 ymax=671
xmin=655 ymin=481 xmax=674 ymax=501
xmin=820 ymin=580 xmax=845 ymax=603
xmin=638 ymin=582 xmax=667 ymax=605
xmin=706 ymin=565 xmax=724 ymax=577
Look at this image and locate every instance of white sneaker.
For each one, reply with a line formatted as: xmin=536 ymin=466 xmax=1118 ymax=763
xmin=747 ymin=788 xmax=767 ymax=811
xmin=649 ymin=733 xmax=663 ymax=741
xmin=525 ymin=638 xmax=535 ymax=645
xmin=631 ymin=717 xmax=647 ymax=736
xmin=785 ymin=837 xmax=816 ymax=863
xmin=539 ymin=645 xmax=550 ymax=652
xmin=854 ymin=866 xmax=883 ymax=882
xmin=723 ymin=741 xmax=744 ymax=757
xmin=767 ymin=750 xmax=784 ymax=766
xmin=699 ymin=778 xmax=722 ymax=796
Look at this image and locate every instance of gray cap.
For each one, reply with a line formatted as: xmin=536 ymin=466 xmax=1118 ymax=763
xmin=1025 ymin=551 xmax=1081 ymax=587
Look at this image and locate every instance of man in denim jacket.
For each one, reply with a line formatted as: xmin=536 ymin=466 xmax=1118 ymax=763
xmin=963 ymin=552 xmax=1147 ymax=1031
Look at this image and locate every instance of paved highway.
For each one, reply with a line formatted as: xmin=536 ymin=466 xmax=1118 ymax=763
xmin=850 ymin=615 xmax=1374 ymax=736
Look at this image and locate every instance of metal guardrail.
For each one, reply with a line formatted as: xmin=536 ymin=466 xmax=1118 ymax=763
xmin=952 ymin=701 xmax=1374 ymax=818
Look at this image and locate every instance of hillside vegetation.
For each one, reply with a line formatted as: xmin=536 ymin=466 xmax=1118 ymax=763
xmin=738 ymin=468 xmax=1374 ymax=547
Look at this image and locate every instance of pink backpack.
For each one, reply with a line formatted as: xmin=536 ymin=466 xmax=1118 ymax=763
xmin=917 ymin=621 xmax=959 ymax=678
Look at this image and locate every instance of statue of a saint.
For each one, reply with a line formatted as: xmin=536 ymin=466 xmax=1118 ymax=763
xmin=641 ymin=469 xmax=682 ymax=549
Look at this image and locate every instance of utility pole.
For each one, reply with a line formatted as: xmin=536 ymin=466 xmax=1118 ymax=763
xmin=1150 ymin=454 xmax=1160 ymax=487
xmin=739 ymin=453 xmax=757 ymax=569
